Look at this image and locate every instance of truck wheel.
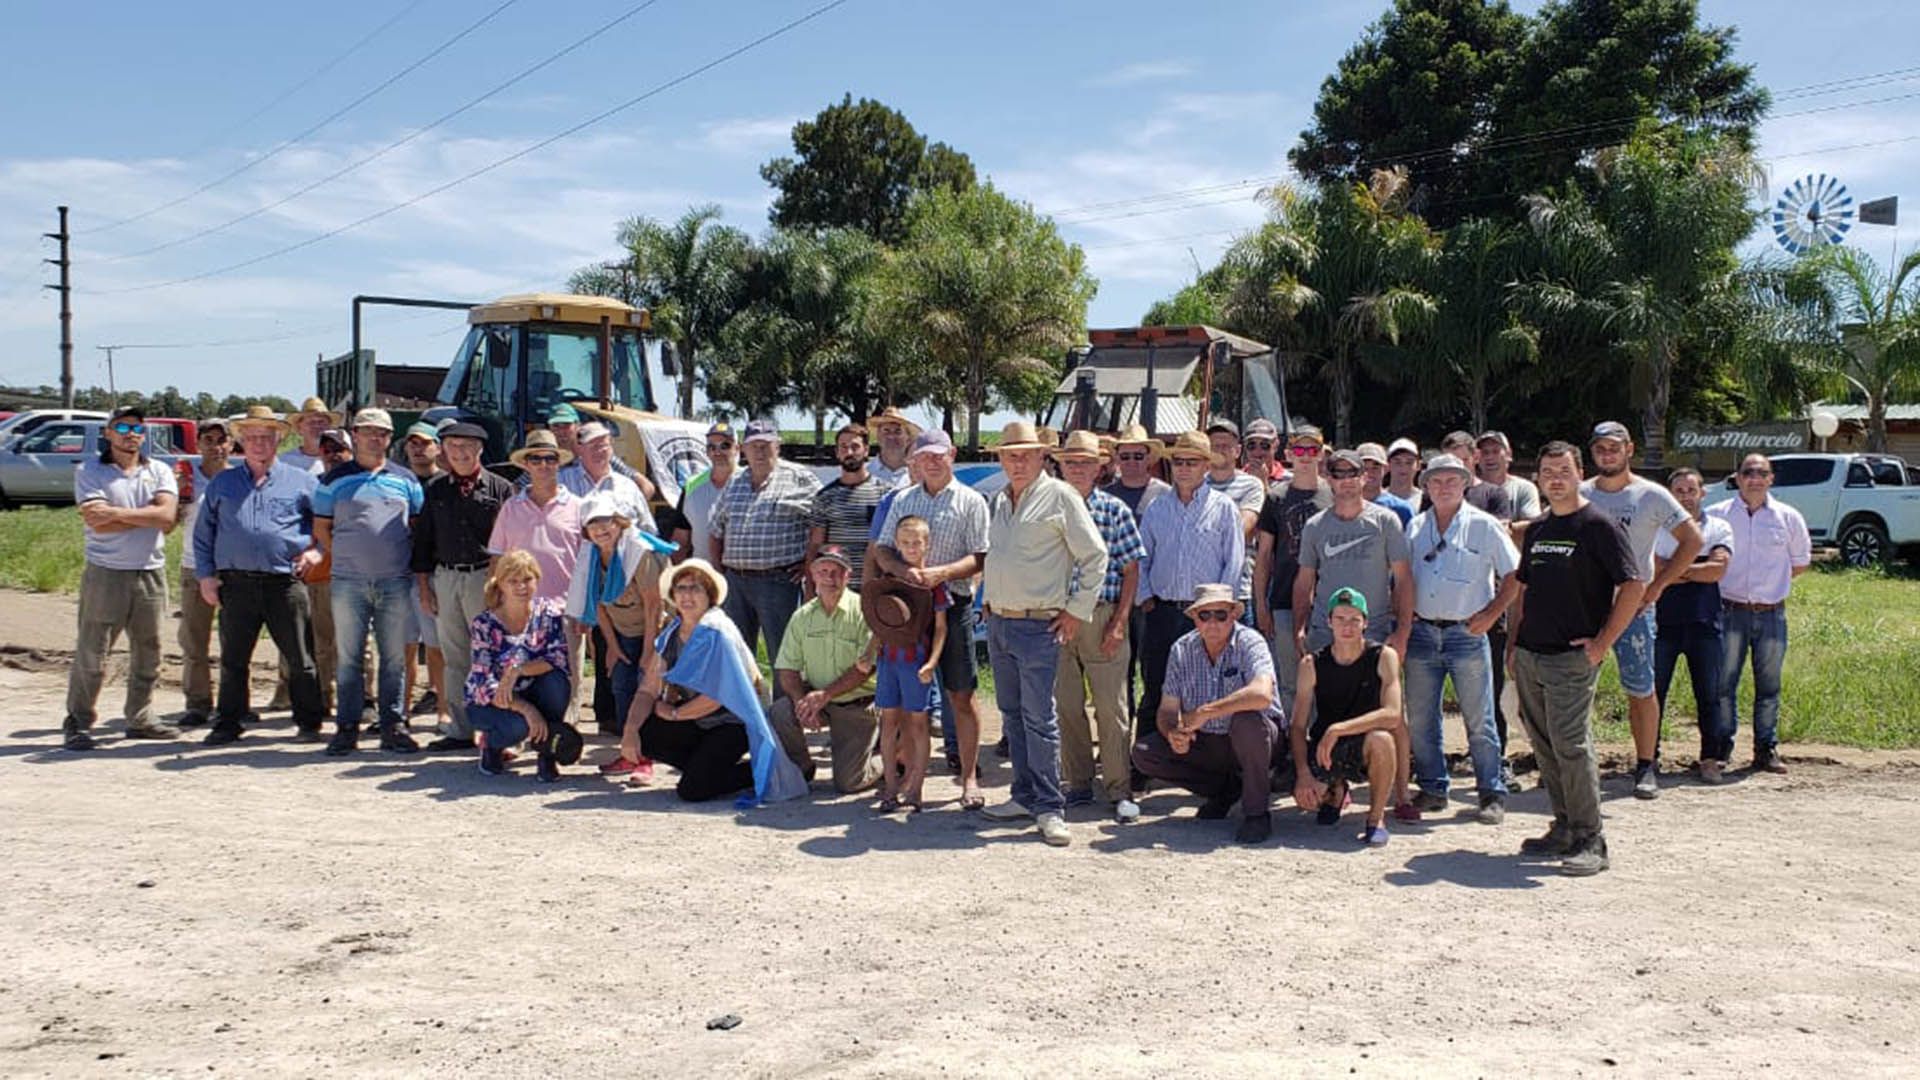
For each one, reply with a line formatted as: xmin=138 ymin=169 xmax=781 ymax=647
xmin=1838 ymin=519 xmax=1890 ymax=568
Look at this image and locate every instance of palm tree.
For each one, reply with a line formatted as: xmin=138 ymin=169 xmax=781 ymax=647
xmin=569 ymin=205 xmax=751 ymax=416
xmin=1405 ymin=217 xmax=1539 ymax=434
xmin=1772 ymin=245 xmax=1920 ymax=451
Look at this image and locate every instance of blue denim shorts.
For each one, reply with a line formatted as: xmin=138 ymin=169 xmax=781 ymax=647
xmin=875 ymin=655 xmax=933 ymax=713
xmin=1611 ymin=606 xmax=1657 ymax=698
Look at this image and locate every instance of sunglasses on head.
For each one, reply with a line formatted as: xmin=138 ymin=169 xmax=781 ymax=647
xmin=111 ymin=422 xmax=146 ymax=435
xmin=1193 ymin=608 xmax=1235 ymax=623
xmin=524 ymin=453 xmax=561 ymax=465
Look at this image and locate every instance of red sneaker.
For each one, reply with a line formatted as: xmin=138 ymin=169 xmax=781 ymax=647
xmin=1393 ymin=801 xmax=1421 ymax=823
xmin=600 ymin=756 xmax=639 ymax=776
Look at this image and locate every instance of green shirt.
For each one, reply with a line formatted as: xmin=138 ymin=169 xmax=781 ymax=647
xmin=773 ymin=590 xmax=875 ymax=703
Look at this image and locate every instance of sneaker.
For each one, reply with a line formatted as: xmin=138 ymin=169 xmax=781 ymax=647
xmin=1500 ymin=764 xmax=1523 ymax=792
xmin=1195 ymin=791 xmax=1236 ymax=820
xmin=1035 ymin=812 xmax=1071 ymax=847
xmin=1114 ymin=798 xmax=1141 ymax=824
xmin=1520 ymin=822 xmax=1573 ymax=856
xmin=1698 ymin=759 xmax=1726 ymax=785
xmin=1559 ymin=836 xmax=1610 ymax=877
xmin=1062 ymin=787 xmax=1095 ymax=809
xmin=293 ymin=725 xmax=326 ymax=744
xmin=1315 ymin=802 xmax=1341 ymax=826
xmin=631 ymin=759 xmax=654 ymax=784
xmin=202 ymin=720 xmax=244 ymax=746
xmin=62 ymin=724 xmax=96 ymax=752
xmin=477 ymin=746 xmax=506 ymax=776
xmin=1754 ymin=750 xmax=1789 ymax=775
xmin=1632 ymin=760 xmax=1659 ymax=800
xmin=535 ymin=754 xmax=561 ymax=784
xmin=378 ymin=725 xmax=420 ymax=754
xmin=1410 ymin=789 xmax=1449 ymax=814
xmin=980 ymin=799 xmax=1033 ymax=821
xmin=1235 ymin=813 xmax=1272 ymax=844
xmin=409 ymin=690 xmax=439 ymax=716
xmin=1392 ymin=801 xmax=1421 ymax=824
xmin=599 ymin=756 xmax=640 ymax=776
xmin=1475 ymin=795 xmax=1505 ymax=825
xmin=1361 ymin=823 xmax=1390 ymax=847
xmin=324 ymin=723 xmax=361 ymax=756
xmin=124 ymin=723 xmax=181 ymax=740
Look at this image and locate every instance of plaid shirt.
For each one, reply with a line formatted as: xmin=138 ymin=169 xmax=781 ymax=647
xmin=1137 ymin=485 xmax=1246 ymax=603
xmin=1165 ymin=623 xmax=1285 ymax=733
xmin=877 ymin=479 xmax=991 ymax=598
xmin=1072 ymin=487 xmax=1144 ymax=605
xmin=709 ymin=459 xmax=821 ymax=570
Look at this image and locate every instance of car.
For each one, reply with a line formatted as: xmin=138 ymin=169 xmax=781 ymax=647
xmin=0 ymin=419 xmax=197 ymax=507
xmin=0 ymin=408 xmax=110 ymax=444
xmin=1720 ymin=452 xmax=1920 ymax=566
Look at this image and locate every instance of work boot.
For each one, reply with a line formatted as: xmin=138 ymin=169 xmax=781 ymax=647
xmin=378 ymin=724 xmax=420 ymax=754
xmin=1520 ymin=820 xmax=1573 ymax=857
xmin=62 ymin=719 xmax=96 ymax=752
xmin=1559 ymin=835 xmax=1610 ymax=877
xmin=325 ymin=722 xmax=361 ymax=756
xmin=202 ymin=718 xmax=244 ymax=746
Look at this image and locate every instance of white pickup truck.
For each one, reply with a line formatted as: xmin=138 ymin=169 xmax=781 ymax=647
xmin=1722 ymin=453 xmax=1920 ymax=566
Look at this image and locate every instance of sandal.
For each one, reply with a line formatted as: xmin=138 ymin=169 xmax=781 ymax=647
xmin=877 ymin=795 xmax=901 ymax=813
xmin=958 ymin=792 xmax=985 ymax=812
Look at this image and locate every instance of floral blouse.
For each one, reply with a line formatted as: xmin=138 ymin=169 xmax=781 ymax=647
xmin=466 ymin=596 xmax=571 ymax=707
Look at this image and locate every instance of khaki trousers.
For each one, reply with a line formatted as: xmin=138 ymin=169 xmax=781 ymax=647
xmin=67 ymin=564 xmax=166 ymax=730
xmin=430 ymin=566 xmax=490 ymax=738
xmin=177 ymin=566 xmax=217 ymax=716
xmin=278 ymin=578 xmax=341 ymax=712
xmin=769 ymin=696 xmax=883 ymax=793
xmin=1054 ymin=601 xmax=1131 ymax=802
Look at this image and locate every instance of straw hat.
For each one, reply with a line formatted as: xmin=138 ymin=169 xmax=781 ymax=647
xmin=865 ymin=406 xmax=923 ymax=437
xmin=289 ymin=396 xmax=341 ymax=426
xmin=990 ymin=420 xmax=1049 ymax=453
xmin=508 ymin=428 xmax=576 ymax=468
xmin=660 ymin=557 xmax=728 ymax=607
xmin=1050 ymin=429 xmax=1106 ymax=463
xmin=230 ymin=404 xmax=291 ymax=436
xmin=1185 ymin=583 xmax=1241 ymax=617
xmin=1164 ymin=430 xmax=1226 ymax=468
xmin=1111 ymin=423 xmax=1163 ymax=463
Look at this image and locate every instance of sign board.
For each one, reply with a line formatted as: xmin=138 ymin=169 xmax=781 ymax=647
xmin=1673 ymin=421 xmax=1807 ymax=470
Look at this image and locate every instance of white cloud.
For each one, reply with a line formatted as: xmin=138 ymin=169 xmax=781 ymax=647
xmin=1086 ymin=60 xmax=1194 ymax=88
xmin=687 ymin=116 xmax=797 ymax=154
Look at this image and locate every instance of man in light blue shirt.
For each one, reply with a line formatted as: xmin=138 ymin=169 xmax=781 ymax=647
xmin=1402 ymin=454 xmax=1520 ymax=821
xmin=1134 ymin=431 xmax=1245 ymax=727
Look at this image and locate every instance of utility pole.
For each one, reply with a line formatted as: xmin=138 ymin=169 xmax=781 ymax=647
xmin=44 ymin=206 xmax=72 ymax=407
xmin=96 ymin=345 xmax=118 ymax=409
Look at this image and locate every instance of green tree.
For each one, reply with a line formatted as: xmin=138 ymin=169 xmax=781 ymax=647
xmin=1142 ymin=273 xmax=1228 ymax=327
xmin=1400 ymin=216 xmax=1539 ymax=432
xmin=880 ymin=185 xmax=1095 ymax=451
xmin=1221 ymin=170 xmax=1438 ymax=445
xmin=761 ymin=94 xmax=977 ymax=244
xmin=569 ymin=204 xmax=752 ymax=417
xmin=1291 ymin=0 xmax=1527 ymax=229
xmin=1768 ymin=246 xmax=1920 ymax=452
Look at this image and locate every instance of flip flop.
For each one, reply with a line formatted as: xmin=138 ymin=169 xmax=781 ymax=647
xmin=959 ymin=793 xmax=985 ymax=811
xmin=877 ymin=795 xmax=901 ymax=813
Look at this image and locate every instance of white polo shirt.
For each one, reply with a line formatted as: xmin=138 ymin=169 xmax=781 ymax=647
xmin=1706 ymin=495 xmax=1811 ymax=605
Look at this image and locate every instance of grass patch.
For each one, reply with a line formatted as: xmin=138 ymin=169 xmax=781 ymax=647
xmin=0 ymin=507 xmax=182 ymax=593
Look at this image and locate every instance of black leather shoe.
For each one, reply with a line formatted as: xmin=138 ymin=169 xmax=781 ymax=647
xmin=325 ymin=723 xmax=360 ymax=756
xmin=1235 ymin=813 xmax=1272 ymax=844
xmin=1196 ymin=792 xmax=1236 ymax=820
xmin=202 ymin=720 xmax=243 ymax=746
xmin=378 ymin=725 xmax=420 ymax=754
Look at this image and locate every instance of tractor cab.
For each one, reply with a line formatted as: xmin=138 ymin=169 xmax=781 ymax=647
xmin=1039 ymin=325 xmax=1288 ymax=439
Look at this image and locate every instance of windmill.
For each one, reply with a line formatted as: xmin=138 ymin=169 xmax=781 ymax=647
xmin=1770 ymin=174 xmax=1855 ymax=255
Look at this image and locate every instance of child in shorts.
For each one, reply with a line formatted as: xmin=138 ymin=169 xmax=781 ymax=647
xmin=873 ymin=516 xmax=948 ymax=812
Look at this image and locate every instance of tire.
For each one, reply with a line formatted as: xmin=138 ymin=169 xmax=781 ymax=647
xmin=1838 ymin=518 xmax=1891 ymax=568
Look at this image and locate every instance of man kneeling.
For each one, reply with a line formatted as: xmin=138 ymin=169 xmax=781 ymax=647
xmin=1290 ymin=587 xmax=1409 ymax=847
xmin=1130 ymin=584 xmax=1284 ymax=844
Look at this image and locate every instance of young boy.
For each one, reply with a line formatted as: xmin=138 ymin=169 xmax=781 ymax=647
xmin=870 ymin=516 xmax=948 ymax=811
xmin=1289 ymin=588 xmax=1411 ymax=847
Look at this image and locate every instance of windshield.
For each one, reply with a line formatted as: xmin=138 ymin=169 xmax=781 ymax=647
xmin=439 ymin=323 xmax=655 ymax=423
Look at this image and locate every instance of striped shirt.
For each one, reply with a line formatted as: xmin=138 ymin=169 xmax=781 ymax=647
xmin=1136 ymin=485 xmax=1246 ymax=603
xmin=808 ymin=473 xmax=889 ymax=588
xmin=1074 ymin=487 xmax=1145 ymax=605
xmin=709 ymin=459 xmax=821 ymax=570
xmin=1164 ymin=623 xmax=1284 ymax=733
xmin=557 ymin=464 xmax=657 ymax=533
xmin=312 ymin=461 xmax=423 ymax=581
xmin=877 ymin=479 xmax=991 ymax=599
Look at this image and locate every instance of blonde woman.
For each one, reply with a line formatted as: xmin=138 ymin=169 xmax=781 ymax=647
xmin=467 ymin=550 xmax=575 ymax=782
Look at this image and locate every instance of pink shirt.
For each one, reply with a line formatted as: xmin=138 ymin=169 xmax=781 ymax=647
xmin=1707 ymin=494 xmax=1811 ymax=605
xmin=487 ymin=487 xmax=581 ymax=602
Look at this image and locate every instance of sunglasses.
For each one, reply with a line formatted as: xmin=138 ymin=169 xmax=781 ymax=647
xmin=1115 ymin=451 xmax=1149 ymax=462
xmin=1327 ymin=468 xmax=1362 ymax=480
xmin=1288 ymin=444 xmax=1323 ymax=457
xmin=523 ymin=453 xmax=561 ymax=465
xmin=1169 ymin=457 xmax=1208 ymax=467
xmin=706 ymin=441 xmax=734 ymax=452
xmin=111 ymin=422 xmax=146 ymax=435
xmin=1423 ymin=538 xmax=1448 ymax=562
xmin=1193 ymin=609 xmax=1235 ymax=623
xmin=1245 ymin=439 xmax=1275 ymax=449
xmin=1739 ymin=468 xmax=1773 ymax=478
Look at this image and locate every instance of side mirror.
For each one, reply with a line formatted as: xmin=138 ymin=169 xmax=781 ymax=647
xmin=659 ymin=340 xmax=679 ymax=379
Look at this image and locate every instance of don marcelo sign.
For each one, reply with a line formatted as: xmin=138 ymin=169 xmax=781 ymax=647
xmin=1672 ymin=421 xmax=1807 ymax=466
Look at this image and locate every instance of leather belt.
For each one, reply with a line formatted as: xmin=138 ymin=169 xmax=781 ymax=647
xmin=438 ymin=561 xmax=489 ymax=573
xmin=1417 ymin=617 xmax=1464 ymax=628
xmin=987 ymin=605 xmax=1061 ymax=621
xmin=1723 ymin=600 xmax=1784 ymax=612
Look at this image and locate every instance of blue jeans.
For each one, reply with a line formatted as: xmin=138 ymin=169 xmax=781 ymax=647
xmin=1721 ymin=605 xmax=1787 ymax=756
xmin=721 ymin=569 xmax=799 ymax=681
xmin=608 ymin=629 xmax=646 ymax=735
xmin=1402 ymin=621 xmax=1504 ymax=798
xmin=1655 ymin=620 xmax=1729 ymax=761
xmin=331 ymin=575 xmax=413 ymax=730
xmin=986 ymin=614 xmax=1065 ymax=816
xmin=468 ymin=669 xmax=573 ymax=749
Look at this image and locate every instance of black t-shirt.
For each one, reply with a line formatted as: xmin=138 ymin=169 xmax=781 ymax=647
xmin=1515 ymin=502 xmax=1636 ymax=653
xmin=1255 ymin=481 xmax=1330 ymax=609
xmin=1309 ymin=641 xmax=1382 ymax=749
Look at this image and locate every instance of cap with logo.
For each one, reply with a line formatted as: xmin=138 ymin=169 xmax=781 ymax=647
xmin=575 ymin=421 xmax=612 ymax=444
xmin=1327 ymin=448 xmax=1366 ymax=471
xmin=1205 ymin=417 xmax=1240 ymax=438
xmin=549 ymin=403 xmax=582 ymax=425
xmin=812 ymin=544 xmax=854 ymax=570
xmin=1476 ymin=430 xmax=1510 ymax=450
xmin=1245 ymin=417 xmax=1280 ymax=441
xmin=743 ymin=419 xmax=780 ymax=444
xmin=404 ymin=421 xmax=439 ymax=443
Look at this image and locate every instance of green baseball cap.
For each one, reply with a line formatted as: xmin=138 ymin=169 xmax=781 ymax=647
xmin=549 ymin=403 xmax=582 ymax=425
xmin=1327 ymin=586 xmax=1369 ymax=618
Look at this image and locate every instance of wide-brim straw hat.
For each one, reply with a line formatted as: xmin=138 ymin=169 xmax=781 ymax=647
xmin=989 ymin=420 xmax=1049 ymax=453
xmin=1111 ymin=423 xmax=1163 ymax=463
xmin=1050 ymin=429 xmax=1106 ymax=463
xmin=230 ymin=404 xmax=291 ymax=436
xmin=660 ymin=558 xmax=728 ymax=607
xmin=1164 ymin=430 xmax=1227 ymax=468
xmin=289 ymin=396 xmax=342 ymax=426
xmin=865 ymin=406 xmax=923 ymax=437
xmin=508 ymin=429 xmax=576 ymax=468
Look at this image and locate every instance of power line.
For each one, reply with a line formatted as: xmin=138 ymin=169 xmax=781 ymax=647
xmin=98 ymin=0 xmax=853 ymax=295
xmin=81 ymin=0 xmax=521 ymax=237
xmin=101 ymin=0 xmax=673 ymax=263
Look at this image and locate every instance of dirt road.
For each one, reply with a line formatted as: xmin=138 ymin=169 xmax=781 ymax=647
xmin=2 ymin=588 xmax=1917 ymax=1077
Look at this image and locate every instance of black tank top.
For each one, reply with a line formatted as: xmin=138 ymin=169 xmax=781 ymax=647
xmin=1310 ymin=642 xmax=1382 ymax=745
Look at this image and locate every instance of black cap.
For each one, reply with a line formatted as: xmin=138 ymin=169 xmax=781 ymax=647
xmin=110 ymin=404 xmax=146 ymax=423
xmin=439 ymin=421 xmax=488 ymax=444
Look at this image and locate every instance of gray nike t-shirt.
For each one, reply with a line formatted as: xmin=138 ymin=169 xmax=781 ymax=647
xmin=1296 ymin=501 xmax=1412 ymax=636
xmin=1580 ymin=476 xmax=1688 ymax=582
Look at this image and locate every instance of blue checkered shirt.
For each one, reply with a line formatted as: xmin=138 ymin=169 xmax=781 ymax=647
xmin=1164 ymin=623 xmax=1285 ymax=733
xmin=1136 ymin=485 xmax=1246 ymax=603
xmin=1071 ymin=488 xmax=1144 ymax=605
xmin=708 ymin=459 xmax=821 ymax=570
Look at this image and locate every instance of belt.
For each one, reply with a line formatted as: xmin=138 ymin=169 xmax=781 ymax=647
xmin=1417 ymin=616 xmax=1464 ymax=628
xmin=438 ymin=561 xmax=490 ymax=573
xmin=1723 ymin=600 xmax=1784 ymax=612
xmin=987 ymin=605 xmax=1061 ymax=621
xmin=832 ymin=695 xmax=876 ymax=708
xmin=218 ymin=569 xmax=293 ymax=579
xmin=728 ymin=563 xmax=802 ymax=578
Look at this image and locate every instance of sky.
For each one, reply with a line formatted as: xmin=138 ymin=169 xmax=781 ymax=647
xmin=1 ymin=0 xmax=1917 ymax=427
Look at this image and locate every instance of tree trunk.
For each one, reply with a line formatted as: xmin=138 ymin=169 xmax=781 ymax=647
xmin=1869 ymin=393 xmax=1889 ymax=452
xmin=965 ymin=353 xmax=985 ymax=452
xmin=1468 ymin=371 xmax=1488 ymax=438
xmin=1641 ymin=344 xmax=1673 ymax=469
xmin=1330 ymin=356 xmax=1354 ymax=447
xmin=679 ymin=338 xmax=698 ymax=417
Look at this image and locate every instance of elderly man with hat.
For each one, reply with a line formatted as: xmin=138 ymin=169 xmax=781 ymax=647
xmin=411 ymin=420 xmax=515 ymax=749
xmin=1134 ymin=431 xmax=1245 ymax=731
xmin=708 ymin=418 xmax=822 ymax=674
xmin=1102 ymin=423 xmax=1170 ymax=717
xmin=1130 ymin=583 xmax=1285 ymax=844
xmin=313 ymin=407 xmax=426 ymax=755
xmin=768 ymin=544 xmax=883 ymax=794
xmin=1050 ymin=430 xmax=1146 ymax=821
xmin=1437 ymin=431 xmax=1512 ymax=520
xmin=60 ymin=405 xmax=182 ymax=750
xmin=976 ymin=421 xmax=1107 ymax=846
xmin=865 ymin=406 xmax=920 ymax=489
xmin=174 ymin=414 xmax=233 ymax=728
xmin=1402 ymin=452 xmax=1520 ymax=822
xmin=558 ymin=420 xmax=657 ymax=532
xmin=282 ymin=396 xmax=341 ymax=475
xmin=193 ymin=405 xmax=327 ymax=745
xmin=545 ymin=403 xmax=655 ymax=498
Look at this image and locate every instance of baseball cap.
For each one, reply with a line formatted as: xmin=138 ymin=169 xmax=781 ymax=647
xmin=1245 ymin=418 xmax=1280 ymax=441
xmin=1441 ymin=430 xmax=1476 ymax=451
xmin=743 ymin=419 xmax=780 ymax=444
xmin=1205 ymin=417 xmax=1239 ymax=437
xmin=1387 ymin=436 xmax=1420 ymax=459
xmin=575 ymin=421 xmax=612 ymax=443
xmin=1328 ymin=586 xmax=1370 ymax=618
xmin=319 ymin=428 xmax=349 ymax=450
xmin=1476 ymin=430 xmax=1510 ymax=450
xmin=706 ymin=421 xmax=735 ymax=442
xmin=1326 ymin=449 xmax=1365 ymax=472
xmin=197 ymin=416 xmax=229 ymax=438
xmin=1288 ymin=424 xmax=1325 ymax=446
xmin=1590 ymin=420 xmax=1631 ymax=444
xmin=1355 ymin=442 xmax=1389 ymax=466
xmin=549 ymin=403 xmax=582 ymax=425
xmin=910 ymin=429 xmax=955 ymax=457
xmin=350 ymin=407 xmax=393 ymax=432
xmin=812 ymin=544 xmax=854 ymax=570
xmin=404 ymin=421 xmax=439 ymax=443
